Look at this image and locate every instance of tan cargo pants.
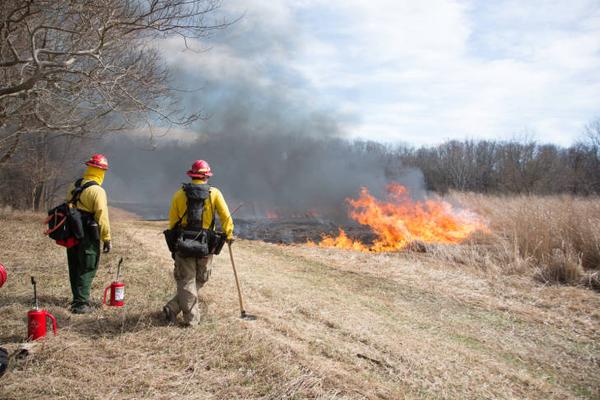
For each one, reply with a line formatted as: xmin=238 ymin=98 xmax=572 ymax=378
xmin=165 ymin=254 xmax=212 ymax=326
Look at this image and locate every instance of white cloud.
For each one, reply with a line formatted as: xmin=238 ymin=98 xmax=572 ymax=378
xmin=159 ymin=0 xmax=600 ymax=146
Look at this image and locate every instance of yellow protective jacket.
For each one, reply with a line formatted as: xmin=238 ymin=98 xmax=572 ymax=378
xmin=66 ymin=166 xmax=111 ymax=242
xmin=168 ymin=179 xmax=234 ymax=239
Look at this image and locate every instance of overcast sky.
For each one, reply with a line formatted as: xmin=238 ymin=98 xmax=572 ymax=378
xmin=161 ymin=0 xmax=600 ymax=146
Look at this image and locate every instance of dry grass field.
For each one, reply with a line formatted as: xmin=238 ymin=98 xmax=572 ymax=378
xmin=0 ymin=204 xmax=599 ymax=399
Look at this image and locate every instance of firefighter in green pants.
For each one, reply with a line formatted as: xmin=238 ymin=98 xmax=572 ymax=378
xmin=66 ymin=154 xmax=112 ymax=314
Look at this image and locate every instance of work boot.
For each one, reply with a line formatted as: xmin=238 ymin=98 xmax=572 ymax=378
xmin=71 ymin=304 xmax=94 ymax=314
xmin=163 ymin=305 xmax=177 ymax=324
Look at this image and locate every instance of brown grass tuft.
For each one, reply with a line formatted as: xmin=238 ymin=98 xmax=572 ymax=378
xmin=534 ymin=249 xmax=584 ymax=285
xmin=581 ymin=271 xmax=600 ymax=292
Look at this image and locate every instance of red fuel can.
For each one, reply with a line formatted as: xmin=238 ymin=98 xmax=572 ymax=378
xmin=103 ymin=281 xmax=125 ymax=307
xmin=27 ymin=309 xmax=58 ymax=340
xmin=0 ymin=263 xmax=6 ymax=288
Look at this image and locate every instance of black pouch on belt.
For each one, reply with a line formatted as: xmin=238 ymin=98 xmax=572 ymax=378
xmin=87 ymin=218 xmax=100 ymax=241
xmin=209 ymin=231 xmax=227 ymax=255
xmin=80 ymin=212 xmax=99 ymax=241
xmin=163 ymin=228 xmax=181 ymax=253
xmin=176 ymin=230 xmax=210 ymax=257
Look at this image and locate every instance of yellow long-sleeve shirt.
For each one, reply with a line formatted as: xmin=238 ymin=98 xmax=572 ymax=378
xmin=168 ymin=180 xmax=234 ymax=239
xmin=66 ymin=167 xmax=111 ymax=242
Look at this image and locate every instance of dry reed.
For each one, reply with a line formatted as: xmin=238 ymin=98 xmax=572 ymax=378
xmin=452 ymin=192 xmax=600 ymax=287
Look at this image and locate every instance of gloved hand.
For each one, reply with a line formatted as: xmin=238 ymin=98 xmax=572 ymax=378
xmin=226 ymin=236 xmax=235 ymax=245
xmin=103 ymin=241 xmax=112 ymax=253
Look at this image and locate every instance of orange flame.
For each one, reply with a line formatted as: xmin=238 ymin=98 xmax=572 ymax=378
xmin=316 ymin=183 xmax=487 ymax=252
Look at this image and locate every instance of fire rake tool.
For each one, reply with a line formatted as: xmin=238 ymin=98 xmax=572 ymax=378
xmin=227 ymin=243 xmax=256 ymax=321
xmin=27 ymin=277 xmax=57 ymax=341
xmin=103 ymin=257 xmax=125 ymax=307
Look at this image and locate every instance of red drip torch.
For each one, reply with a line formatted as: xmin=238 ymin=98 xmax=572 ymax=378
xmin=27 ymin=277 xmax=57 ymax=341
xmin=103 ymin=257 xmax=125 ymax=307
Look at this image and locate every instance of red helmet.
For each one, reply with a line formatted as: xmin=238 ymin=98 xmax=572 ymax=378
xmin=85 ymin=154 xmax=109 ymax=170
xmin=0 ymin=263 xmax=6 ymax=288
xmin=187 ymin=160 xmax=213 ymax=178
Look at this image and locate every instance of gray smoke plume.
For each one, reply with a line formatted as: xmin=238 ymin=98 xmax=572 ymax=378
xmin=103 ymin=134 xmax=423 ymax=221
xmin=101 ymin=1 xmax=424 ymax=221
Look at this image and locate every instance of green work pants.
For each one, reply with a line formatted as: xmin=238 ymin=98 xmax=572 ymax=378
xmin=66 ymin=235 xmax=100 ymax=307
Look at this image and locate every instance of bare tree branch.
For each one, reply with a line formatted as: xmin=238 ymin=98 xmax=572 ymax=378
xmin=0 ymin=0 xmax=229 ymax=163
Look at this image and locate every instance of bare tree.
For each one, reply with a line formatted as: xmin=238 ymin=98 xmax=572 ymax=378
xmin=0 ymin=0 xmax=227 ymax=165
xmin=585 ymin=118 xmax=600 ymax=148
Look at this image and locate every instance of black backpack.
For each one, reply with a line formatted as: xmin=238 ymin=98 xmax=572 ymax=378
xmin=163 ymin=183 xmax=227 ymax=257
xmin=44 ymin=179 xmax=98 ymax=248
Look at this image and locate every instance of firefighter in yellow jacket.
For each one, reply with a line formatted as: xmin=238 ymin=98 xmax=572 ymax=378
xmin=163 ymin=160 xmax=234 ymax=326
xmin=66 ymin=154 xmax=111 ymax=314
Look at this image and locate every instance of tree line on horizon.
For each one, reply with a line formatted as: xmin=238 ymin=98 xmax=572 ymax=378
xmin=398 ymin=127 xmax=600 ymax=195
